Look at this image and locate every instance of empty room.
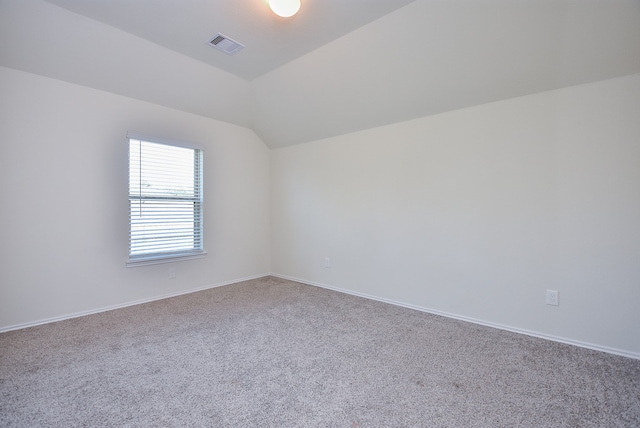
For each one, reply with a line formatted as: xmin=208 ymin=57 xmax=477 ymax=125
xmin=1 ymin=0 xmax=639 ymax=426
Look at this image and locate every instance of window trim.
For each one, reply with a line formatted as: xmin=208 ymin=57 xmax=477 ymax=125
xmin=126 ymin=252 xmax=207 ymax=268
xmin=126 ymin=132 xmax=206 ymax=267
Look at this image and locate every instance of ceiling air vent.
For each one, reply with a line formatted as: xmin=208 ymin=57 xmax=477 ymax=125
xmin=207 ymin=33 xmax=245 ymax=55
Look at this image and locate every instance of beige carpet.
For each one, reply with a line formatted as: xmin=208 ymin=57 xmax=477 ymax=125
xmin=1 ymin=276 xmax=639 ymax=427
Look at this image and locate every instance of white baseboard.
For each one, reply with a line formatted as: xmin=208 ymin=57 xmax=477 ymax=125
xmin=0 ymin=273 xmax=271 ymax=333
xmin=271 ymin=273 xmax=640 ymax=361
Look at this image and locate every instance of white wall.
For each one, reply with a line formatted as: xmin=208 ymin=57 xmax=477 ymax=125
xmin=0 ymin=66 xmax=270 ymax=329
xmin=2 ymin=64 xmax=638 ymax=359
xmin=271 ymin=74 xmax=640 ymax=357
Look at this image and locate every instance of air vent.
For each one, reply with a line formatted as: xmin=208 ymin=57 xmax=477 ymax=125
xmin=207 ymin=33 xmax=244 ymax=55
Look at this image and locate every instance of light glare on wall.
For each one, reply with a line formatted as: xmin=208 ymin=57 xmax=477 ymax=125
xmin=269 ymin=0 xmax=301 ymax=18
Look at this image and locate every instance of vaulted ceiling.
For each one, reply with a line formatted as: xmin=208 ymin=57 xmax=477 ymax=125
xmin=2 ymin=0 xmax=640 ymax=148
xmin=41 ymin=0 xmax=416 ymax=81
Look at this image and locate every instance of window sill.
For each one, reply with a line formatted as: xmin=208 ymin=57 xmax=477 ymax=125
xmin=126 ymin=251 xmax=207 ymax=267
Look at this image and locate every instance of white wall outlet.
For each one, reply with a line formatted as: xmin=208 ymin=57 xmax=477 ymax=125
xmin=324 ymin=257 xmax=331 ymax=268
xmin=169 ymin=267 xmax=176 ymax=279
xmin=546 ymin=290 xmax=559 ymax=306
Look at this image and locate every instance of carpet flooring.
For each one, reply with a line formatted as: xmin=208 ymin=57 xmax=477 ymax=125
xmin=1 ymin=276 xmax=639 ymax=427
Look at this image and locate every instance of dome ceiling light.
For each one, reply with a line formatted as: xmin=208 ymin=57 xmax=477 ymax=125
xmin=269 ymin=0 xmax=301 ymax=18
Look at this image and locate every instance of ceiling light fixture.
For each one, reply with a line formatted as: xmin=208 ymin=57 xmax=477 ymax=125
xmin=269 ymin=0 xmax=301 ymax=18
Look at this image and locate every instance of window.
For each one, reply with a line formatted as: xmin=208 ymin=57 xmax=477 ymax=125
xmin=127 ymin=133 xmax=205 ymax=266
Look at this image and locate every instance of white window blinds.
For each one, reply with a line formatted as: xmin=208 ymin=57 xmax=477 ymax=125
xmin=128 ymin=134 xmax=204 ymax=265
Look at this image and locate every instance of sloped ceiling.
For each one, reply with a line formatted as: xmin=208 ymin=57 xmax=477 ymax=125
xmin=0 ymin=0 xmax=255 ymax=128
xmin=41 ymin=0 xmax=416 ymax=81
xmin=253 ymin=0 xmax=640 ymax=147
xmin=2 ymin=0 xmax=640 ymax=148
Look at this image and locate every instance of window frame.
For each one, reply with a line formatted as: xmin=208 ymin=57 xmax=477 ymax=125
xmin=126 ymin=132 xmax=206 ymax=267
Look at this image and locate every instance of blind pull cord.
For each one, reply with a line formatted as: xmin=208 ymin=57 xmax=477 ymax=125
xmin=139 ymin=142 xmax=142 ymax=217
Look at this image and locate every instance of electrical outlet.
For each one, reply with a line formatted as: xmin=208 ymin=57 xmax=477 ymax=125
xmin=546 ymin=290 xmax=559 ymax=306
xmin=324 ymin=257 xmax=331 ymax=268
xmin=169 ymin=267 xmax=176 ymax=279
